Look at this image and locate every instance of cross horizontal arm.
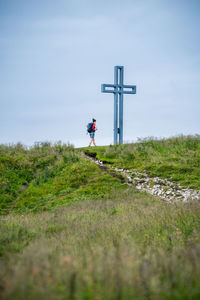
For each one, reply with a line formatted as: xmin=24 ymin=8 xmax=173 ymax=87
xmin=122 ymin=85 xmax=136 ymax=94
xmin=101 ymin=84 xmax=115 ymax=93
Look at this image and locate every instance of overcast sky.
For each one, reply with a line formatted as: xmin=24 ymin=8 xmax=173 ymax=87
xmin=0 ymin=0 xmax=200 ymax=147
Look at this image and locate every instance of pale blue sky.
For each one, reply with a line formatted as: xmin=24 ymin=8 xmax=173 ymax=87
xmin=0 ymin=0 xmax=200 ymax=147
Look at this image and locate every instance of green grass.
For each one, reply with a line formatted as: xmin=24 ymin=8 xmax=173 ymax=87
xmin=0 ymin=190 xmax=200 ymax=299
xmin=1 ymin=136 xmax=199 ymax=215
xmin=83 ymin=135 xmax=200 ymax=189
xmin=0 ymin=136 xmax=200 ymax=299
xmin=0 ymin=142 xmax=125 ymax=214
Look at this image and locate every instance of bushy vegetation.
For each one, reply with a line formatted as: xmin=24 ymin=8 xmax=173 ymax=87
xmin=0 ymin=190 xmax=200 ymax=299
xmin=84 ymin=135 xmax=200 ymax=189
xmin=0 ymin=142 xmax=125 ymax=214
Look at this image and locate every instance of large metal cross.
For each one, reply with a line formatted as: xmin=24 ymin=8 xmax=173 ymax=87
xmin=101 ymin=66 xmax=136 ymax=145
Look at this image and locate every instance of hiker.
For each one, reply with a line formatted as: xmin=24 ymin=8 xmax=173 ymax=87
xmin=87 ymin=118 xmax=98 ymax=146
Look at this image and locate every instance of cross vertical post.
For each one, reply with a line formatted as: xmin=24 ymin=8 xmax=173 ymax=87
xmin=101 ymin=66 xmax=136 ymax=145
xmin=114 ymin=66 xmax=118 ymax=145
xmin=119 ymin=66 xmax=124 ymax=144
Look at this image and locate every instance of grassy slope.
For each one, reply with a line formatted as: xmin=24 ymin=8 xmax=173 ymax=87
xmin=83 ymin=136 xmax=200 ymax=189
xmin=0 ymin=143 xmax=125 ymax=214
xmin=1 ymin=136 xmax=199 ymax=215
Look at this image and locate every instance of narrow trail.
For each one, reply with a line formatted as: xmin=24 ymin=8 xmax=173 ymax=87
xmin=84 ymin=152 xmax=200 ymax=203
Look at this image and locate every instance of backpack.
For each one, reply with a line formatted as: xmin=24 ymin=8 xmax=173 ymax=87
xmin=87 ymin=122 xmax=95 ymax=133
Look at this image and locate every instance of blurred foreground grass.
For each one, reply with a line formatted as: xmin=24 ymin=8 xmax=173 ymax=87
xmin=0 ymin=189 xmax=200 ymax=299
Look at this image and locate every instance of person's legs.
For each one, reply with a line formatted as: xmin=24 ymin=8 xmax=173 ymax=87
xmin=89 ymin=132 xmax=96 ymax=146
xmin=88 ymin=138 xmax=92 ymax=146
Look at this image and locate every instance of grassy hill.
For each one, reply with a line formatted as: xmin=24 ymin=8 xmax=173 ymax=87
xmin=0 ymin=136 xmax=200 ymax=299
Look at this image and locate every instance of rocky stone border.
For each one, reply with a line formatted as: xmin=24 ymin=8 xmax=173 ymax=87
xmin=113 ymin=167 xmax=200 ymax=203
xmin=85 ymin=153 xmax=200 ymax=203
